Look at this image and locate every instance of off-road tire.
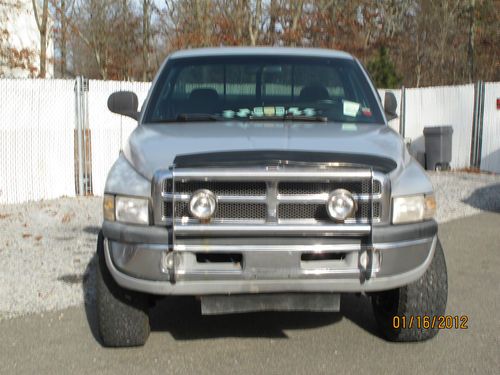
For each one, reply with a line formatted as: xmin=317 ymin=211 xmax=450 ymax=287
xmin=96 ymin=231 xmax=151 ymax=347
xmin=371 ymin=238 xmax=448 ymax=342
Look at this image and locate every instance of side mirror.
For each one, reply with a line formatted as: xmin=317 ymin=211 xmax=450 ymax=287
xmin=107 ymin=91 xmax=139 ymax=120
xmin=384 ymin=91 xmax=398 ymax=120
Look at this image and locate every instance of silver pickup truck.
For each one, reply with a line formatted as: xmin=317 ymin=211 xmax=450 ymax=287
xmin=97 ymin=47 xmax=447 ymax=347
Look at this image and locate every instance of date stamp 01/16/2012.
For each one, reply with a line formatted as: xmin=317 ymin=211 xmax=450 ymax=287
xmin=392 ymin=315 xmax=469 ymax=330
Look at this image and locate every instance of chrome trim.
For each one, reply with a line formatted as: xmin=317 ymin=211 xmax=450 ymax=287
xmin=301 ymin=268 xmax=359 ymax=275
xmin=373 ymin=170 xmax=391 ymax=223
xmin=165 ymin=193 xmax=267 ymax=203
xmin=152 ymin=169 xmax=173 ymax=225
xmin=174 ymin=243 xmax=362 ymax=252
xmin=173 ymin=167 xmax=372 ymax=180
xmin=266 ymin=181 xmax=279 ymax=222
xmin=176 ymin=269 xmax=242 ymax=276
xmin=174 ymin=223 xmax=371 ymax=237
xmin=277 ymin=193 xmax=382 ymax=203
xmin=172 ymin=217 xmax=375 ymax=225
xmin=166 ymin=193 xmax=381 ymax=204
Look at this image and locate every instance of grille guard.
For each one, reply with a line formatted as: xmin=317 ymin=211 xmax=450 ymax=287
xmin=152 ymin=164 xmax=391 ymax=283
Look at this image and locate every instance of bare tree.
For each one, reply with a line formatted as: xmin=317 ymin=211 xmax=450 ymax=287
xmin=248 ymin=0 xmax=262 ymax=46
xmin=467 ymin=0 xmax=475 ymax=82
xmin=31 ymin=0 xmax=49 ymax=78
xmin=0 ymin=0 xmax=37 ymax=77
xmin=142 ymin=0 xmax=152 ymax=81
xmin=44 ymin=0 xmax=499 ymax=85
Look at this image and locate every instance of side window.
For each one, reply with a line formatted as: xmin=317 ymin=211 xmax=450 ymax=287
xmin=345 ymin=70 xmax=374 ymax=108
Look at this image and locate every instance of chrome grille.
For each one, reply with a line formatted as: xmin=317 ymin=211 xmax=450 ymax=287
xmin=153 ymin=167 xmax=389 ymax=228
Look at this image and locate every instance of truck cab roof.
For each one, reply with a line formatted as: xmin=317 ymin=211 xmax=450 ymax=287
xmin=168 ymin=47 xmax=354 ymax=60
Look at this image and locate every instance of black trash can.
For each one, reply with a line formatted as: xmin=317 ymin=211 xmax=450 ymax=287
xmin=423 ymin=126 xmax=453 ymax=171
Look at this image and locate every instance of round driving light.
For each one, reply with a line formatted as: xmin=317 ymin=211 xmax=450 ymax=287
xmin=326 ymin=189 xmax=357 ymax=221
xmin=189 ymin=189 xmax=217 ymax=219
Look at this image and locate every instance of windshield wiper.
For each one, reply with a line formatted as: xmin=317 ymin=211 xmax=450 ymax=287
xmin=247 ymin=114 xmax=328 ymax=122
xmin=148 ymin=113 xmax=221 ymax=123
xmin=175 ymin=113 xmax=221 ymax=122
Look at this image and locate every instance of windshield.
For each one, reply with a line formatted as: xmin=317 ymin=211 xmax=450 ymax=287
xmin=144 ymin=55 xmax=384 ymax=124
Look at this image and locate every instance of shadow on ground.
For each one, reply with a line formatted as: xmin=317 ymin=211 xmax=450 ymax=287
xmin=83 ymin=226 xmax=101 ymax=235
xmin=462 ymin=183 xmax=500 ymax=213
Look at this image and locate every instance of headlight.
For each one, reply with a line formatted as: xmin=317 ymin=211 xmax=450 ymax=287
xmin=115 ymin=196 xmax=149 ymax=225
xmin=189 ymin=189 xmax=217 ymax=220
xmin=392 ymin=194 xmax=436 ymax=224
xmin=326 ymin=189 xmax=357 ymax=221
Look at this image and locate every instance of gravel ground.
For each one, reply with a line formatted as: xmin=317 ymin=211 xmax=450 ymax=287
xmin=0 ymin=172 xmax=499 ymax=320
xmin=0 ymin=197 xmax=102 ymax=320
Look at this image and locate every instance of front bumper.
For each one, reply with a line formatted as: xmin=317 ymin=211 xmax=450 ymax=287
xmin=102 ymin=220 xmax=438 ymax=295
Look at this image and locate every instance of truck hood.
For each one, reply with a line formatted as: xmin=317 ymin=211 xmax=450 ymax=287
xmin=124 ymin=122 xmax=405 ymax=180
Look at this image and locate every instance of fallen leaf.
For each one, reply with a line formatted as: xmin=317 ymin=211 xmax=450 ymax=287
xmin=35 ymin=235 xmax=42 ymax=241
xmin=22 ymin=233 xmax=32 ymax=238
xmin=0 ymin=213 xmax=10 ymax=219
xmin=61 ymin=213 xmax=74 ymax=223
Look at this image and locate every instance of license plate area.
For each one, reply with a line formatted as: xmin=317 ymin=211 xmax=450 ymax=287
xmin=200 ymin=293 xmax=341 ymax=315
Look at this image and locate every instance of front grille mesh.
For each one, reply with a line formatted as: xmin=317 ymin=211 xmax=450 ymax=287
xmin=175 ymin=201 xmax=267 ymax=220
xmin=278 ymin=202 xmax=380 ymax=220
xmin=278 ymin=180 xmax=381 ymax=195
xmin=175 ymin=181 xmax=266 ymax=196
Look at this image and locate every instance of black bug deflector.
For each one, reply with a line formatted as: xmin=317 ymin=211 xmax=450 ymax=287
xmin=174 ymin=150 xmax=397 ymax=173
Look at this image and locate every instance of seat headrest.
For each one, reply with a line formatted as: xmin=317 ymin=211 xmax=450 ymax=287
xmin=299 ymin=85 xmax=330 ymax=102
xmin=187 ymin=88 xmax=219 ymax=114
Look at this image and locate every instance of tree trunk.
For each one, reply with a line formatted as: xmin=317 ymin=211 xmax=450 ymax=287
xmin=32 ymin=0 xmax=49 ymax=78
xmin=60 ymin=0 xmax=66 ymax=77
xmin=467 ymin=0 xmax=475 ymax=83
xmin=248 ymin=0 xmax=262 ymax=46
xmin=268 ymin=0 xmax=276 ymax=44
xmin=40 ymin=30 xmax=46 ymax=77
xmin=142 ymin=0 xmax=150 ymax=81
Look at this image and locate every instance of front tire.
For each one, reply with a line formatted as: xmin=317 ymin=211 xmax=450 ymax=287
xmin=96 ymin=231 xmax=151 ymax=347
xmin=372 ymin=238 xmax=448 ymax=342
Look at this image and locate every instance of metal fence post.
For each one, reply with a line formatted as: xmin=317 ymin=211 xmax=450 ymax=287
xmin=399 ymin=86 xmax=406 ymax=137
xmin=470 ymin=80 xmax=485 ymax=169
xmin=74 ymin=77 xmax=84 ymax=195
xmin=74 ymin=76 xmax=92 ymax=195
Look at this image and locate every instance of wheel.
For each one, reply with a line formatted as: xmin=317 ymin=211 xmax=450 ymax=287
xmin=95 ymin=231 xmax=151 ymax=347
xmin=371 ymin=238 xmax=448 ymax=342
